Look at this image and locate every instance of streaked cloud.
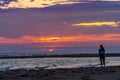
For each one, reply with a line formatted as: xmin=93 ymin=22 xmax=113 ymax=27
xmin=0 ymin=35 xmax=72 ymax=44
xmin=0 ymin=0 xmax=81 ymax=9
xmin=1 ymin=0 xmax=119 ymax=9
xmin=72 ymin=21 xmax=120 ymax=27
xmin=0 ymin=34 xmax=120 ymax=44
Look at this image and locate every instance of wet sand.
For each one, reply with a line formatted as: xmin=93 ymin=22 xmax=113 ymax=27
xmin=0 ymin=66 xmax=119 ymax=80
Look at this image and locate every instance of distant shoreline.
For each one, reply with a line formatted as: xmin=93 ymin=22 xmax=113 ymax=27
xmin=0 ymin=53 xmax=120 ymax=59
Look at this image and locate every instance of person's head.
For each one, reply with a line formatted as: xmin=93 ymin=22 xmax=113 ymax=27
xmin=100 ymin=44 xmax=104 ymax=49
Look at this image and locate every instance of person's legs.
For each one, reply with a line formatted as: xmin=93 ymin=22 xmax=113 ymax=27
xmin=100 ymin=56 xmax=103 ymax=67
xmin=101 ymin=54 xmax=105 ymax=67
xmin=103 ymin=55 xmax=105 ymax=66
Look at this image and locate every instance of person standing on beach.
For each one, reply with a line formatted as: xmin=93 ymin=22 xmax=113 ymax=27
xmin=98 ymin=44 xmax=105 ymax=67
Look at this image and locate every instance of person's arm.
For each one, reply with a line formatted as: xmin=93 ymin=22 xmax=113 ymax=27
xmin=98 ymin=49 xmax=100 ymax=55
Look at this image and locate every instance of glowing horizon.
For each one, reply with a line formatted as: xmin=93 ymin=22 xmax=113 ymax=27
xmin=0 ymin=34 xmax=120 ymax=45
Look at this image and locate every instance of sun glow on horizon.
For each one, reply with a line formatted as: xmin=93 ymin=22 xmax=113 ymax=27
xmin=0 ymin=34 xmax=120 ymax=44
xmin=48 ymin=48 xmax=54 ymax=52
xmin=39 ymin=37 xmax=61 ymax=42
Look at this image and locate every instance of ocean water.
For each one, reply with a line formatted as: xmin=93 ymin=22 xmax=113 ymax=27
xmin=1 ymin=46 xmax=120 ymax=56
xmin=0 ymin=57 xmax=120 ymax=71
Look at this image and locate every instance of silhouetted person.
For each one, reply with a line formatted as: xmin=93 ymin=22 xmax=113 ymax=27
xmin=99 ymin=44 xmax=105 ymax=67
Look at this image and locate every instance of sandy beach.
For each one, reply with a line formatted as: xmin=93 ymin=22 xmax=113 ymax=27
xmin=0 ymin=66 xmax=119 ymax=80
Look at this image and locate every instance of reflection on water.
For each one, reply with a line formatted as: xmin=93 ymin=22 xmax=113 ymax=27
xmin=0 ymin=57 xmax=120 ymax=70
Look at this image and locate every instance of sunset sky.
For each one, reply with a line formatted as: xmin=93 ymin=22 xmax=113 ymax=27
xmin=0 ymin=0 xmax=120 ymax=53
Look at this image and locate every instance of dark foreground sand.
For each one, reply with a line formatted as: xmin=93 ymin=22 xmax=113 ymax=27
xmin=0 ymin=66 xmax=120 ymax=80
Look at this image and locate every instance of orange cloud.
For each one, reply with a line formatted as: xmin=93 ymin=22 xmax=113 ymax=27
xmin=0 ymin=34 xmax=120 ymax=44
xmin=33 ymin=36 xmax=77 ymax=43
xmin=72 ymin=21 xmax=120 ymax=27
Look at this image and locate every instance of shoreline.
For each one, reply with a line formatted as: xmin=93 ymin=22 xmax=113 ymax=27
xmin=0 ymin=66 xmax=120 ymax=80
xmin=0 ymin=53 xmax=120 ymax=59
